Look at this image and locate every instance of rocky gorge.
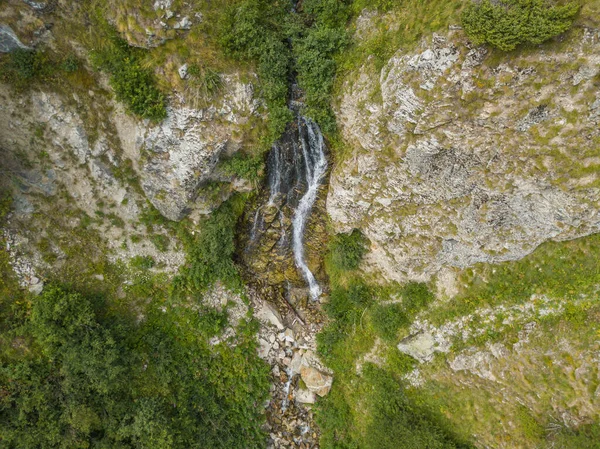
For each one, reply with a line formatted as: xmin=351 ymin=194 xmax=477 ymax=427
xmin=1 ymin=0 xmax=600 ymax=448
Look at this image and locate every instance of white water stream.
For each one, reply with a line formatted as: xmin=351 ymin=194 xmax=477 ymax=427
xmin=291 ymin=117 xmax=327 ymax=300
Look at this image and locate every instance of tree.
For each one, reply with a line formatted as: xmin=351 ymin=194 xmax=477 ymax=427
xmin=462 ymin=0 xmax=579 ymax=51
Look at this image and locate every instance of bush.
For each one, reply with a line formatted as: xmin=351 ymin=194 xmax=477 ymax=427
xmin=219 ymin=151 xmax=265 ymax=183
xmin=218 ymin=0 xmax=293 ymax=140
xmin=401 ymin=282 xmax=435 ymax=315
xmin=150 ymin=234 xmax=170 ymax=252
xmin=91 ymin=31 xmax=166 ymax=121
xmin=1 ymin=48 xmax=58 ymax=87
xmin=174 ymin=196 xmax=246 ymax=293
xmin=328 ymin=229 xmax=369 ymax=271
xmin=0 ymin=191 xmax=12 ymax=222
xmin=10 ymin=48 xmax=37 ymax=79
xmin=294 ymin=23 xmax=348 ymax=133
xmin=462 ymin=0 xmax=579 ymax=51
xmin=0 ymin=285 xmax=270 ymax=449
xmin=370 ymin=303 xmax=409 ymax=342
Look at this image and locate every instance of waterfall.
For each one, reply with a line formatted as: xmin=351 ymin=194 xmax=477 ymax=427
xmin=247 ymin=113 xmax=327 ymax=300
xmin=291 ymin=117 xmax=327 ymax=300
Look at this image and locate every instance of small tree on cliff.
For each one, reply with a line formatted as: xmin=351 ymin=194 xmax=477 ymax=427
xmin=462 ymin=0 xmax=580 ymax=51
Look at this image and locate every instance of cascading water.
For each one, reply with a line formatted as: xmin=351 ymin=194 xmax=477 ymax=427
xmin=246 ymin=97 xmax=327 ymax=300
xmin=291 ymin=117 xmax=327 ymax=299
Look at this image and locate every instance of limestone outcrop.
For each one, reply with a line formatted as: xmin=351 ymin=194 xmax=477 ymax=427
xmin=328 ymin=26 xmax=600 ymax=283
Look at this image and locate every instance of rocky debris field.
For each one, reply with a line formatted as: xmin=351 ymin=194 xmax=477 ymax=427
xmin=248 ymin=285 xmax=332 ymax=448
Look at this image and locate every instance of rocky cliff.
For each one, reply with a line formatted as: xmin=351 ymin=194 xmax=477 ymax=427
xmin=328 ymin=22 xmax=600 ymax=287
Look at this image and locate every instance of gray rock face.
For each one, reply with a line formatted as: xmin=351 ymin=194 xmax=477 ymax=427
xmin=113 ymin=74 xmax=261 ymax=220
xmin=0 ymin=24 xmax=29 ymax=53
xmin=397 ymin=332 xmax=436 ymax=363
xmin=21 ymin=0 xmax=47 ymax=10
xmin=329 ymin=31 xmax=600 ymax=283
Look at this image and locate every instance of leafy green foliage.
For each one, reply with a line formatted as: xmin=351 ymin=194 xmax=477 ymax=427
xmin=150 ymin=234 xmax=170 ymax=252
xmin=174 ymin=196 xmax=246 ymax=294
xmin=462 ymin=0 xmax=579 ymax=51
xmin=370 ymin=303 xmax=409 ymax=342
xmin=291 ymin=0 xmax=351 ymax=133
xmin=218 ymin=0 xmax=293 ymax=140
xmin=219 ymin=151 xmax=265 ymax=183
xmin=90 ymin=28 xmax=166 ymax=120
xmin=294 ymin=24 xmax=348 ymax=132
xmin=0 ymin=191 xmax=12 ymax=222
xmin=0 ymin=48 xmax=64 ymax=88
xmin=328 ymin=229 xmax=369 ymax=272
xmin=0 ymin=283 xmax=269 ymax=448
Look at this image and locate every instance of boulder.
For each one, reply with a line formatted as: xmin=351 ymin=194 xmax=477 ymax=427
xmin=300 ymin=365 xmax=333 ymax=397
xmin=397 ymin=332 xmax=436 ymax=363
xmin=295 ymin=388 xmax=316 ymax=404
xmin=0 ymin=24 xmax=29 ymax=53
xmin=255 ymin=301 xmax=284 ymax=330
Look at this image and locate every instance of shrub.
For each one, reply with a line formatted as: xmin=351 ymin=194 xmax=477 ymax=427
xmin=130 ymin=255 xmax=155 ymax=269
xmin=61 ymin=55 xmax=79 ymax=73
xmin=174 ymin=196 xmax=246 ymax=293
xmin=219 ymin=151 xmax=265 ymax=183
xmin=0 ymin=192 xmax=12 ymax=222
xmin=91 ymin=31 xmax=166 ymax=121
xmin=328 ymin=229 xmax=369 ymax=271
xmin=294 ymin=24 xmax=348 ymax=133
xmin=1 ymin=48 xmax=57 ymax=86
xmin=370 ymin=303 xmax=409 ymax=342
xmin=218 ymin=0 xmax=293 ymax=140
xmin=1 ymin=285 xmax=270 ymax=448
xmin=10 ymin=49 xmax=37 ymax=79
xmin=401 ymin=282 xmax=435 ymax=315
xmin=462 ymin=0 xmax=580 ymax=51
xmin=150 ymin=234 xmax=170 ymax=252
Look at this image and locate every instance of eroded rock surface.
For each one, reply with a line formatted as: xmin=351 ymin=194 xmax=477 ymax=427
xmin=329 ymin=30 xmax=600 ymax=283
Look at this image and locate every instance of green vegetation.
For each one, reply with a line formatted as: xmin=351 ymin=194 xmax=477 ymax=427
xmin=0 ymin=48 xmax=82 ymax=90
xmin=218 ymin=0 xmax=293 ymax=140
xmin=553 ymin=423 xmax=600 ymax=448
xmin=428 ymin=233 xmax=600 ymax=326
xmin=90 ymin=29 xmax=167 ymax=121
xmin=316 ymin=227 xmax=464 ymax=447
xmin=293 ymin=0 xmax=351 ymax=133
xmin=327 ymin=228 xmax=369 ymax=272
xmin=0 ymin=285 xmax=269 ymax=448
xmin=462 ymin=0 xmax=580 ymax=51
xmin=174 ymin=196 xmax=247 ymax=294
xmin=0 ymin=192 xmax=269 ymax=448
xmin=219 ymin=152 xmax=265 ymax=184
xmin=217 ymin=0 xmax=353 ymax=137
